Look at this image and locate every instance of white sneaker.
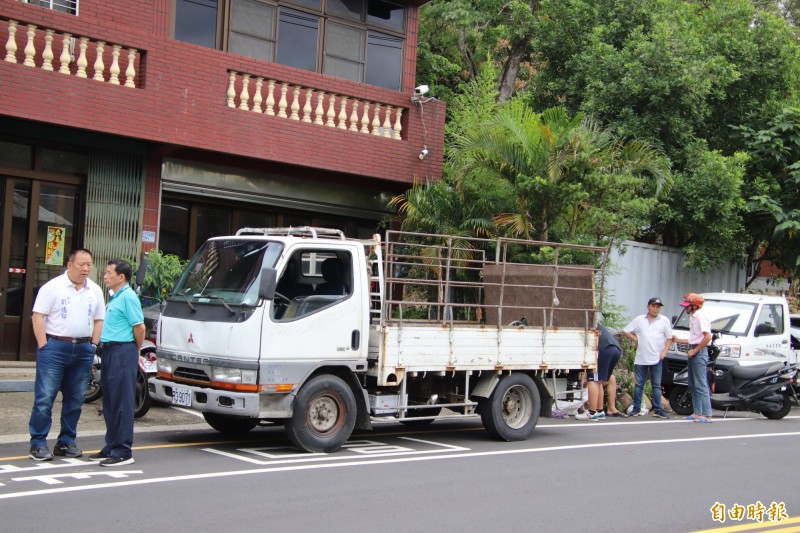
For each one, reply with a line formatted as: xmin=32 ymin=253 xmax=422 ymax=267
xmin=574 ymin=411 xmax=590 ymax=420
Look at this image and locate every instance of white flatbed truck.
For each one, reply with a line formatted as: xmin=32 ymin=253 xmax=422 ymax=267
xmin=150 ymin=228 xmax=604 ymax=452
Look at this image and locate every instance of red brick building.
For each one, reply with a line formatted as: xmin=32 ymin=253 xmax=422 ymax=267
xmin=0 ymin=0 xmax=445 ymax=360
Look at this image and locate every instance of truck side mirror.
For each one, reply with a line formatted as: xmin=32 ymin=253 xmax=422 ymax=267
xmin=259 ymin=267 xmax=278 ymax=300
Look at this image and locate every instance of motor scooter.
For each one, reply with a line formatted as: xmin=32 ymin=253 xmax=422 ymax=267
xmin=669 ymin=333 xmax=798 ymax=419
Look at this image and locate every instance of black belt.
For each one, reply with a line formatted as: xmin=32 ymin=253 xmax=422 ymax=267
xmin=690 ymin=344 xmax=700 ymax=349
xmin=100 ymin=341 xmax=135 ymax=347
xmin=47 ymin=335 xmax=91 ymax=344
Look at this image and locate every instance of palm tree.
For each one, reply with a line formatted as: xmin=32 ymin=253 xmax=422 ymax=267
xmin=452 ymin=101 xmax=670 ymax=242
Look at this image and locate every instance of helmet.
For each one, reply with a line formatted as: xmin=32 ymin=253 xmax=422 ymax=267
xmin=680 ymin=292 xmax=704 ymax=308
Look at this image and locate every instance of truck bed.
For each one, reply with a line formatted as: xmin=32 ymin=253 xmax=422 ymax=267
xmin=369 ymin=325 xmax=596 ymax=385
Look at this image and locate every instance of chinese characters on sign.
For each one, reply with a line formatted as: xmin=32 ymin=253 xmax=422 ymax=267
xmin=710 ymin=501 xmax=788 ymax=524
xmin=45 ymin=226 xmax=66 ymax=266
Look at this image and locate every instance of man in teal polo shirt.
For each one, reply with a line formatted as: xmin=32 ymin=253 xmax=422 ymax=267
xmin=89 ymin=259 xmax=145 ymax=467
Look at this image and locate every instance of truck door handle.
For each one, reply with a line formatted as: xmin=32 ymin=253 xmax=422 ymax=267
xmin=351 ymin=330 xmax=360 ymax=350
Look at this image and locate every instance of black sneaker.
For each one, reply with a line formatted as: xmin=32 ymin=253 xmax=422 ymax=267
xmin=53 ymin=442 xmax=82 ymax=458
xmin=653 ymin=410 xmax=669 ymax=419
xmin=87 ymin=451 xmax=109 ymax=462
xmin=99 ymin=456 xmax=134 ymax=467
xmin=29 ymin=445 xmax=53 ymax=461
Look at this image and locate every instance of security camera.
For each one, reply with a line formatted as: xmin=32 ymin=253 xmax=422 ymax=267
xmin=414 ymin=85 xmax=429 ymax=97
xmin=419 ymin=147 xmax=429 ymax=160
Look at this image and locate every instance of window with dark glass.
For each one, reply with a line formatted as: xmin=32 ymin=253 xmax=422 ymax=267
xmin=366 ymin=31 xmax=402 ymax=90
xmin=173 ymin=0 xmax=405 ymax=89
xmin=175 ymin=0 xmax=219 ymax=48
xmin=277 ymin=9 xmax=320 ymax=72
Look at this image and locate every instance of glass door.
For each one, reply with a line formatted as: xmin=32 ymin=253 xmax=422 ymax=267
xmin=0 ymin=178 xmax=81 ymax=361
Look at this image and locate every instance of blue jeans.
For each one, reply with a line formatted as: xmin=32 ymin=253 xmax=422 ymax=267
xmin=687 ymin=348 xmax=712 ymax=417
xmin=29 ymin=339 xmax=94 ymax=447
xmin=633 ymin=362 xmax=663 ymax=412
xmin=100 ymin=342 xmax=138 ymax=460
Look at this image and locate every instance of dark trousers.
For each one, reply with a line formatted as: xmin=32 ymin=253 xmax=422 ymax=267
xmin=100 ymin=342 xmax=138 ymax=459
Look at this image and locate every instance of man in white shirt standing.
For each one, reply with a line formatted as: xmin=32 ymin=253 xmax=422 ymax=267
xmin=29 ymin=249 xmax=105 ymax=461
xmin=674 ymin=292 xmax=713 ymax=422
xmin=622 ymin=297 xmax=673 ymax=419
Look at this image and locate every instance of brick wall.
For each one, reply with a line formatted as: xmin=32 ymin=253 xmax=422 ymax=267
xmin=0 ymin=0 xmax=445 ymax=183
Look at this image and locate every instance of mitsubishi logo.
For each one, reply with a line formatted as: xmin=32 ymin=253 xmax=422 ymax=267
xmin=188 ymin=333 xmax=194 ymax=343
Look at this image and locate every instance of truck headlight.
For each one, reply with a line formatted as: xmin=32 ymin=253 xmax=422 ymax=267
xmin=158 ymin=360 xmax=173 ymax=374
xmin=718 ymin=345 xmax=740 ymax=358
xmin=211 ymin=367 xmax=257 ymax=384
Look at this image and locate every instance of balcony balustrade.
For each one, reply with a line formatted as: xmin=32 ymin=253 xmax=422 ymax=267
xmin=2 ymin=18 xmax=141 ymax=87
xmin=227 ymin=70 xmax=405 ymax=141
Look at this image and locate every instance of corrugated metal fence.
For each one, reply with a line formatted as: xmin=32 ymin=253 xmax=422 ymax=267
xmin=604 ymin=241 xmax=746 ymax=323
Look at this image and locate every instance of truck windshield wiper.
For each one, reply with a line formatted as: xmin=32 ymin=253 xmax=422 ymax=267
xmin=199 ymin=295 xmax=237 ymax=316
xmin=176 ymin=291 xmax=196 ymax=313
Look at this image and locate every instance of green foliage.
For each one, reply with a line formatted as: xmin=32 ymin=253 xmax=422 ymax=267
xmin=129 ymin=249 xmax=188 ymax=302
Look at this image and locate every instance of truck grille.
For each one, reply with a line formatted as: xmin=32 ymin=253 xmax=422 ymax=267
xmin=674 ymin=343 xmax=690 ymax=353
xmin=174 ymin=367 xmax=211 ymax=382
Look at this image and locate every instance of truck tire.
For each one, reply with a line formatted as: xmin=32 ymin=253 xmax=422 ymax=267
xmin=761 ymin=392 xmax=792 ymax=420
xmin=203 ymin=412 xmax=259 ymax=434
xmin=479 ymin=373 xmax=540 ymax=441
xmin=285 ymin=374 xmax=357 ymax=453
xmin=668 ymin=386 xmax=693 ymax=416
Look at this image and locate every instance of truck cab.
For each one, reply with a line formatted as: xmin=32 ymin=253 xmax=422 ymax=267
xmin=663 ymin=293 xmax=797 ymax=393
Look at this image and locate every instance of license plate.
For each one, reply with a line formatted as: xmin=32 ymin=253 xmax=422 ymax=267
xmin=143 ymin=360 xmax=157 ymax=373
xmin=172 ymin=386 xmax=192 ymax=407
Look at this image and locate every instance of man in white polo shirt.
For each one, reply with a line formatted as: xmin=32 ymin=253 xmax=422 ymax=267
xmin=29 ymin=248 xmax=105 ymax=461
xmin=622 ymin=297 xmax=673 ymax=419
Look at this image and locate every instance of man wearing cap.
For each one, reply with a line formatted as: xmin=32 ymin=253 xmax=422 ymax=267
xmin=622 ymin=297 xmax=673 ymax=418
xmin=674 ymin=293 xmax=713 ymax=422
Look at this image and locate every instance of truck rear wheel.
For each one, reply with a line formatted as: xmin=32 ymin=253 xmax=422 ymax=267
xmin=285 ymin=375 xmax=357 ymax=453
xmin=203 ymin=412 xmax=259 ymax=434
xmin=479 ymin=373 xmax=540 ymax=441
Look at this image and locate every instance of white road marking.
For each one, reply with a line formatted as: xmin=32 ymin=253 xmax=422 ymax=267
xmin=203 ymin=437 xmax=470 ymax=465
xmin=13 ymin=471 xmax=143 ymax=485
xmin=0 ymin=430 xmax=798 ymax=500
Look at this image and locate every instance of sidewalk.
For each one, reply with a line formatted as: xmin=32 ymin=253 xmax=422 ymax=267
xmin=0 ymin=362 xmax=205 ymax=444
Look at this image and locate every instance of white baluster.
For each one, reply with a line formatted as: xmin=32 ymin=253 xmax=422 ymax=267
xmin=360 ymin=102 xmax=371 ymax=134
xmin=278 ymin=83 xmax=288 ymax=118
xmin=265 ymin=80 xmax=275 ymax=115
xmin=302 ymin=88 xmax=313 ymax=123
xmin=226 ymin=71 xmax=237 ymax=108
xmin=92 ymin=41 xmax=105 ymax=81
xmin=393 ymin=107 xmax=403 ymax=140
xmin=124 ymin=48 xmax=137 ymax=87
xmin=58 ymin=32 xmax=71 ymax=74
xmin=338 ymin=96 xmax=348 ymax=129
xmin=290 ymin=86 xmax=300 ymax=120
xmin=326 ymin=94 xmax=336 ymax=127
xmin=42 ymin=29 xmax=55 ymax=71
xmin=76 ymin=37 xmax=88 ymax=78
xmin=5 ymin=20 xmax=18 ymax=63
xmin=349 ymin=99 xmax=360 ymax=132
xmin=109 ymin=44 xmax=121 ymax=84
xmin=252 ymin=77 xmax=263 ymax=113
xmin=23 ymin=24 xmax=37 ymax=67
xmin=383 ymin=105 xmax=393 ymax=138
xmin=372 ymin=103 xmax=382 ymax=135
xmin=314 ymin=91 xmax=325 ymax=125
xmin=239 ymin=73 xmax=250 ymax=110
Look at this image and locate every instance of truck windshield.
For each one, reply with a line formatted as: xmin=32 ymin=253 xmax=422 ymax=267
xmin=672 ymin=299 xmax=757 ymax=336
xmin=170 ymin=239 xmax=282 ymax=306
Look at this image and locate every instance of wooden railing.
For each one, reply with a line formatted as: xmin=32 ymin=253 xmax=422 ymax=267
xmin=227 ymin=70 xmax=404 ymax=140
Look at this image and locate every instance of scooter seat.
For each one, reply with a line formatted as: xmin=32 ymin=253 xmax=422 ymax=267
xmin=729 ymin=362 xmax=785 ymax=380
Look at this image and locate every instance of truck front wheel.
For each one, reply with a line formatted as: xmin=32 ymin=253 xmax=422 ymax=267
xmin=479 ymin=373 xmax=540 ymax=441
xmin=285 ymin=375 xmax=357 ymax=453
